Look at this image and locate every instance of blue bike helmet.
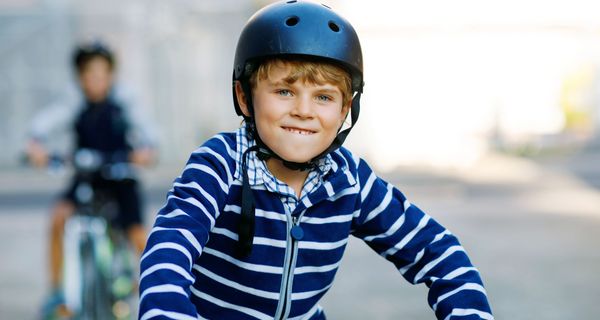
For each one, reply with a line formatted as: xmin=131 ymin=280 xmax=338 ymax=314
xmin=233 ymin=0 xmax=364 ymax=166
xmin=233 ymin=0 xmax=363 ymax=113
xmin=232 ymin=0 xmax=364 ymax=256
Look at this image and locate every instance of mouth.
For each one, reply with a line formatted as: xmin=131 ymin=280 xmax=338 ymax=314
xmin=281 ymin=126 xmax=316 ymax=135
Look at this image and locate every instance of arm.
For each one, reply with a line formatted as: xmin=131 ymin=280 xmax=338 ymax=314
xmin=351 ymin=159 xmax=493 ymax=320
xmin=29 ymin=84 xmax=82 ymax=143
xmin=26 ymin=85 xmax=81 ymax=167
xmin=138 ymin=137 xmax=232 ymax=319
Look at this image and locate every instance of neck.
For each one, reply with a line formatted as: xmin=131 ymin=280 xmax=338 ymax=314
xmin=87 ymin=96 xmax=108 ymax=104
xmin=266 ymin=158 xmax=309 ymax=198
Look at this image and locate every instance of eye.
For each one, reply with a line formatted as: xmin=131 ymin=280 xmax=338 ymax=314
xmin=276 ymin=89 xmax=293 ymax=97
xmin=316 ymin=94 xmax=332 ymax=102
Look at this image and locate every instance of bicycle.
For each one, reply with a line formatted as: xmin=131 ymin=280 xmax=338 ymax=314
xmin=52 ymin=149 xmax=139 ymax=320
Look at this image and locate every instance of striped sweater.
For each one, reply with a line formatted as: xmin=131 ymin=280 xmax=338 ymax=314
xmin=139 ymin=127 xmax=493 ymax=320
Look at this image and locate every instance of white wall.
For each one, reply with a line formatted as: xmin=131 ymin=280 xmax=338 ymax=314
xmin=334 ymin=0 xmax=600 ymax=171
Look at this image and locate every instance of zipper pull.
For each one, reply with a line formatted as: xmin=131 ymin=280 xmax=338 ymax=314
xmin=290 ymin=217 xmax=304 ymax=240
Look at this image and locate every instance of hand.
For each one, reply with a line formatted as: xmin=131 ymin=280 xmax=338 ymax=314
xmin=129 ymin=148 xmax=156 ymax=167
xmin=26 ymin=140 xmax=49 ymax=168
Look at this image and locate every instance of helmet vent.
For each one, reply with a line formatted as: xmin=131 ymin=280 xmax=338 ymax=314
xmin=286 ymin=0 xmax=297 ymax=3
xmin=286 ymin=16 xmax=299 ymax=26
xmin=328 ymin=21 xmax=340 ymax=32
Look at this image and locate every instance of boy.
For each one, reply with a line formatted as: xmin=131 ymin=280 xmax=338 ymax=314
xmin=139 ymin=1 xmax=493 ymax=319
xmin=28 ymin=41 xmax=157 ymax=318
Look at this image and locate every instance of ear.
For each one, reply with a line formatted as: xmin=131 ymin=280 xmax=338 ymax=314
xmin=340 ymin=99 xmax=351 ymax=122
xmin=235 ymin=81 xmax=252 ymax=117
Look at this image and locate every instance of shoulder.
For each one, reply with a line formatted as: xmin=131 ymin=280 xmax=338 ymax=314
xmin=110 ymin=82 xmax=134 ymax=99
xmin=191 ymin=132 xmax=237 ymax=164
xmin=108 ymin=82 xmax=143 ymax=110
xmin=331 ymin=146 xmax=374 ymax=178
xmin=181 ymin=132 xmax=238 ymax=190
xmin=200 ymin=132 xmax=237 ymax=158
xmin=52 ymin=82 xmax=86 ymax=111
xmin=189 ymin=132 xmax=237 ymax=170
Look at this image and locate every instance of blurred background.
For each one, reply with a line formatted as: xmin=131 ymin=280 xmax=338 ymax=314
xmin=1 ymin=0 xmax=600 ymax=319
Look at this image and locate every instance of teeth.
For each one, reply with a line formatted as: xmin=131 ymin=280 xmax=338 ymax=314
xmin=285 ymin=127 xmax=313 ymax=135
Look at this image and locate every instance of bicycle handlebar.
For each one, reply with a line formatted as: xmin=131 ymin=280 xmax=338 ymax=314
xmin=73 ymin=149 xmax=137 ymax=182
xmin=23 ymin=148 xmax=137 ymax=182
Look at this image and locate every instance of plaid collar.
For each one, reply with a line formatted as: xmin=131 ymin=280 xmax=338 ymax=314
xmin=234 ymin=123 xmax=333 ymax=200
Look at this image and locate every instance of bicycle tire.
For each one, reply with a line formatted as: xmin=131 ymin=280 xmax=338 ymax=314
xmin=80 ymin=236 xmax=98 ymax=320
xmin=79 ymin=230 xmax=113 ymax=320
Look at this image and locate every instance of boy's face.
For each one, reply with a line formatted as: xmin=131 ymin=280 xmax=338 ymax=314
xmin=78 ymin=56 xmax=113 ymax=103
xmin=237 ymin=62 xmax=350 ymax=163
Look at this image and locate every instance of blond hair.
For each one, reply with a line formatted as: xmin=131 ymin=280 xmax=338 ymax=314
xmin=249 ymin=58 xmax=353 ymax=106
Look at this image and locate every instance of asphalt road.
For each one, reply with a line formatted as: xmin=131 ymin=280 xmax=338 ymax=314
xmin=1 ymin=149 xmax=599 ymax=319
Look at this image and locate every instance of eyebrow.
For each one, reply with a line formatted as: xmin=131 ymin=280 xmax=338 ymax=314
xmin=316 ymin=87 xmax=341 ymax=94
xmin=267 ymin=80 xmax=290 ymax=88
xmin=267 ymin=79 xmax=341 ymax=93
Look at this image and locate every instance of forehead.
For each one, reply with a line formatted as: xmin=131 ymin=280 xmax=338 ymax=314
xmin=79 ymin=56 xmax=112 ymax=73
xmin=260 ymin=60 xmax=341 ymax=88
xmin=263 ymin=68 xmax=341 ymax=92
xmin=263 ymin=60 xmax=293 ymax=78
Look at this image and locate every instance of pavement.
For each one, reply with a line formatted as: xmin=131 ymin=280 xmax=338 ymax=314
xmin=1 ymin=146 xmax=599 ymax=319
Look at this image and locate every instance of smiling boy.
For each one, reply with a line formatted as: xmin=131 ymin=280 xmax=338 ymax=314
xmin=235 ymin=58 xmax=353 ymax=197
xmin=138 ymin=1 xmax=493 ymax=319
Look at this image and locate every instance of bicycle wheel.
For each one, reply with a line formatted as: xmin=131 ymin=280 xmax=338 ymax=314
xmin=110 ymin=234 xmax=137 ymax=319
xmin=93 ymin=226 xmax=115 ymax=320
xmin=80 ymin=236 xmax=98 ymax=319
xmin=80 ymin=233 xmax=113 ymax=320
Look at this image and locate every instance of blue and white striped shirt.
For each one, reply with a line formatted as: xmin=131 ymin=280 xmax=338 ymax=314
xmin=139 ymin=126 xmax=493 ymax=320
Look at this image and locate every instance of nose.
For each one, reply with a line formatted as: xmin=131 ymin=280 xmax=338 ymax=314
xmin=291 ymin=94 xmax=315 ymax=119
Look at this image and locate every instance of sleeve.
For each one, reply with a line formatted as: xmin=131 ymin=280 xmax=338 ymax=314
xmin=28 ymin=84 xmax=81 ymax=144
xmin=138 ymin=138 xmax=232 ymax=319
xmin=351 ymin=159 xmax=493 ymax=320
xmin=112 ymin=83 xmax=160 ymax=149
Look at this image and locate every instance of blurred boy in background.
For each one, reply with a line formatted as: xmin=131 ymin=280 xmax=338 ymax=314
xmin=26 ymin=40 xmax=158 ymax=318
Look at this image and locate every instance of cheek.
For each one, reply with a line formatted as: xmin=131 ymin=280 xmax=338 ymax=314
xmin=83 ymin=75 xmax=109 ymax=90
xmin=254 ymin=97 xmax=284 ymax=122
xmin=338 ymin=110 xmax=347 ymax=125
xmin=253 ymin=105 xmax=270 ymax=125
xmin=253 ymin=105 xmax=279 ymax=135
xmin=323 ymin=109 xmax=346 ymax=129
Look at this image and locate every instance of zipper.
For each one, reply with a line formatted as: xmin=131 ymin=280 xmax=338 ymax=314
xmin=275 ymin=214 xmax=304 ymax=319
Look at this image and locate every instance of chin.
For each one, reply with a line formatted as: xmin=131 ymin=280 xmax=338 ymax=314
xmin=285 ymin=156 xmax=313 ymax=163
xmin=276 ymin=149 xmax=319 ymax=164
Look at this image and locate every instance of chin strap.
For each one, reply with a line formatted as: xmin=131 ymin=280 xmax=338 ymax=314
xmin=238 ymin=145 xmax=260 ymax=257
